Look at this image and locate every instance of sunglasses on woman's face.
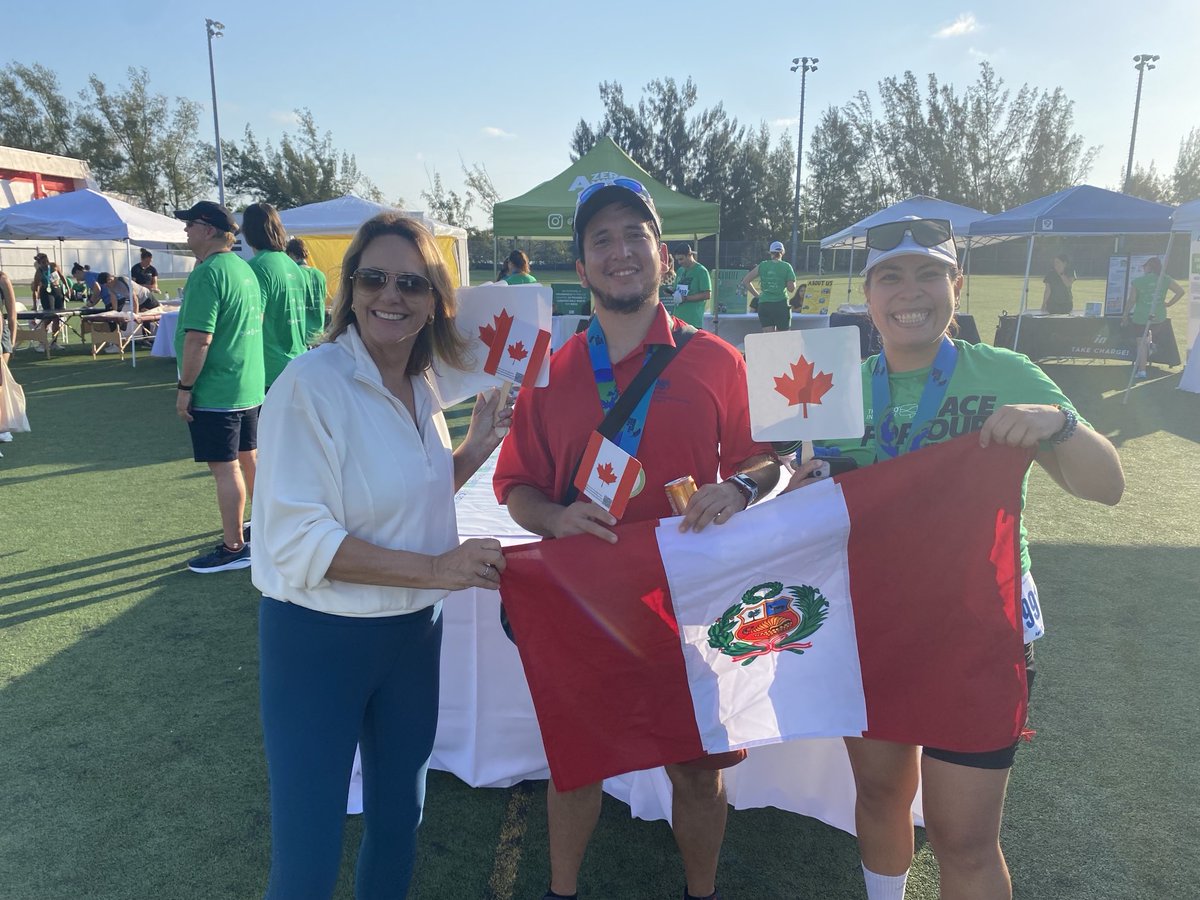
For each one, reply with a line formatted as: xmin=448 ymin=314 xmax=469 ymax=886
xmin=865 ymin=219 xmax=954 ymax=251
xmin=351 ymin=268 xmax=433 ymax=297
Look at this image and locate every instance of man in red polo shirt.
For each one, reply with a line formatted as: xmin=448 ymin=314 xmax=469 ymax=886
xmin=493 ymin=178 xmax=779 ymax=900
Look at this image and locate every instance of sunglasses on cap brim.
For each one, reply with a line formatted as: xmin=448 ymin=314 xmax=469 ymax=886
xmin=865 ymin=218 xmax=954 ymax=251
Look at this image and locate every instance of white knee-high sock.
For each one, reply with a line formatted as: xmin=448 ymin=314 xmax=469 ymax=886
xmin=862 ymin=863 xmax=909 ymax=900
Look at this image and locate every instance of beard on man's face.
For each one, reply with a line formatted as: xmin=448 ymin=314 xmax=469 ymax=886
xmin=589 ymin=273 xmax=662 ymax=315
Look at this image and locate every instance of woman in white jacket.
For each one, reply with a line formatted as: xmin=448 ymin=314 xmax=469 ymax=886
xmin=252 ymin=213 xmax=511 ymax=899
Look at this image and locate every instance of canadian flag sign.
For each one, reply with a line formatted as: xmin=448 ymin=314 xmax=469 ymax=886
xmin=500 ymin=435 xmax=1031 ymax=792
xmin=744 ymin=327 xmax=864 ymax=442
xmin=572 ymin=431 xmax=644 ymax=519
xmin=432 ymin=284 xmax=552 ymax=407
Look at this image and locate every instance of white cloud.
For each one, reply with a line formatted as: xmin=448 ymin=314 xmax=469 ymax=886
xmin=268 ymin=109 xmax=300 ymax=126
xmin=483 ymin=126 xmax=516 ymax=139
xmin=933 ymin=13 xmax=979 ymax=39
xmin=772 ymin=117 xmax=798 ymax=129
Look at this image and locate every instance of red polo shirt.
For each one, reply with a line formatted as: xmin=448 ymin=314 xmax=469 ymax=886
xmin=494 ymin=305 xmax=773 ymax=523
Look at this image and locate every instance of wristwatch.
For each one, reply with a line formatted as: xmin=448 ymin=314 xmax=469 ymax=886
xmin=727 ymin=473 xmax=759 ymax=507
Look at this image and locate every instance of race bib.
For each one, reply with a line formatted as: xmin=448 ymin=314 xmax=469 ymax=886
xmin=1020 ymin=571 xmax=1045 ymax=642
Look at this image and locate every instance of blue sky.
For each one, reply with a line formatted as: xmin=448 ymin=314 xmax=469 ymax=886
xmin=16 ymin=0 xmax=1199 ymax=223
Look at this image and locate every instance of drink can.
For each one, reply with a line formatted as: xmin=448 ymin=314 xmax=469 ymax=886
xmin=665 ymin=475 xmax=697 ymax=516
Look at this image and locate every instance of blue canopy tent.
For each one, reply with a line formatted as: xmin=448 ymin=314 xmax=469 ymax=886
xmin=820 ymin=195 xmax=988 ymax=308
xmin=968 ymin=185 xmax=1175 ymax=347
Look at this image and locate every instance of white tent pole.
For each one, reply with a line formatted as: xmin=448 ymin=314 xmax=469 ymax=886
xmin=845 ymin=240 xmax=855 ymax=305
xmin=1122 ymin=231 xmax=1177 ymax=404
xmin=1011 ymin=235 xmax=1036 ymax=352
xmin=127 ymin=239 xmax=137 ymax=367
xmin=964 ymin=237 xmax=972 ymax=313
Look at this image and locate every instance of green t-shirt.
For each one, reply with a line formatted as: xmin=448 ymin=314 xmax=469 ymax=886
xmin=1128 ymin=273 xmax=1171 ymax=325
xmin=817 ymin=341 xmax=1085 ymax=573
xmin=175 ymin=251 xmax=265 ymax=411
xmin=301 ymin=265 xmax=328 ymax=341
xmin=673 ymin=262 xmax=711 ymax=327
xmin=249 ymin=250 xmax=308 ymax=387
xmin=505 ymin=272 xmax=537 ymax=285
xmin=755 ymin=259 xmax=796 ymax=304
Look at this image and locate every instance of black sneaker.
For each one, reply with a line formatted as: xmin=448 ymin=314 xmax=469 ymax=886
xmin=187 ymin=543 xmax=251 ymax=573
xmin=242 ymin=522 xmax=251 ymax=545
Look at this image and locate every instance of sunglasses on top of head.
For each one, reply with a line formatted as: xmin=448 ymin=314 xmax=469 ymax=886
xmin=575 ymin=176 xmax=652 ymax=211
xmin=865 ymin=218 xmax=954 ymax=252
xmin=351 ymin=268 xmax=433 ymax=296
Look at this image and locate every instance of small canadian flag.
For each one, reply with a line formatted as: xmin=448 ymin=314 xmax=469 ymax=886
xmin=745 ymin=327 xmax=864 ymax=442
xmin=482 ymin=308 xmax=551 ymax=389
xmin=572 ymin=431 xmax=643 ymax=520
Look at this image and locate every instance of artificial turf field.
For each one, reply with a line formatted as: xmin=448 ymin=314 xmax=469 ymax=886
xmin=1 ymin=279 xmax=1197 ymax=899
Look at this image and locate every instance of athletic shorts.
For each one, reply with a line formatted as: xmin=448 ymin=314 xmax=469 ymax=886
xmin=756 ymin=300 xmax=792 ymax=330
xmin=922 ymin=642 xmax=1036 ymax=770
xmin=1 ymin=322 xmax=11 ymax=354
xmin=187 ymin=407 xmax=260 ymax=463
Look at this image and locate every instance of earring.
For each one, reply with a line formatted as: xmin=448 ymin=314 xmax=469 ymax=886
xmin=426 ymin=314 xmax=435 ymax=325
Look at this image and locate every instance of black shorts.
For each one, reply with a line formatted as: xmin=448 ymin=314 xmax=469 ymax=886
xmin=923 ymin=642 xmax=1036 ymax=770
xmin=757 ymin=300 xmax=792 ymax=330
xmin=187 ymin=407 xmax=260 ymax=463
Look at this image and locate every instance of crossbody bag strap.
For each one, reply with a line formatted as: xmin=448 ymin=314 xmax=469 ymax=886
xmin=563 ymin=321 xmax=695 ymax=505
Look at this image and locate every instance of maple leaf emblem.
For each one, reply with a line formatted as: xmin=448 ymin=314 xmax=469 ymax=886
xmin=596 ymin=462 xmax=618 ymax=485
xmin=773 ymin=354 xmax=834 ymax=418
xmin=507 ymin=340 xmax=528 ymax=362
xmin=478 ymin=308 xmax=514 ymax=348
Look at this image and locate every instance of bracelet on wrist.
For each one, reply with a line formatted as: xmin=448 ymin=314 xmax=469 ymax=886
xmin=1050 ymin=404 xmax=1078 ymax=445
xmin=177 ymin=381 xmax=193 ymax=392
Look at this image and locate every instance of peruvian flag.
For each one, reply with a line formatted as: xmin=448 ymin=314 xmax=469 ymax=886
xmin=499 ymin=435 xmax=1031 ymax=792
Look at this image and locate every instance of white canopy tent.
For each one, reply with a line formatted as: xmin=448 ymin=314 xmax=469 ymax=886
xmin=0 ymin=190 xmax=186 ymax=365
xmin=819 ymin=196 xmax=988 ymax=308
xmin=276 ymin=195 xmax=470 ymax=288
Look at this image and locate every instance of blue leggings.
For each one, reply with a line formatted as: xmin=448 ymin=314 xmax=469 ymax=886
xmin=258 ymin=597 xmax=442 ymax=900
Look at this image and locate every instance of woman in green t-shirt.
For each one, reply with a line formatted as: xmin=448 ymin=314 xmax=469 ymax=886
xmin=1122 ymin=256 xmax=1185 ymax=378
xmin=504 ymin=249 xmax=537 ymax=285
xmin=782 ymin=216 xmax=1125 ymax=900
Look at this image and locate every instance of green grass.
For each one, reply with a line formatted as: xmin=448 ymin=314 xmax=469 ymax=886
xmin=1 ymin=327 xmax=1197 ymax=898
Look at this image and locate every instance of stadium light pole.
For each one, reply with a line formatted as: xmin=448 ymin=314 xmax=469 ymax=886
xmin=790 ymin=56 xmax=818 ymax=265
xmin=1123 ymin=54 xmax=1159 ymax=193
xmin=206 ymin=18 xmax=227 ymax=206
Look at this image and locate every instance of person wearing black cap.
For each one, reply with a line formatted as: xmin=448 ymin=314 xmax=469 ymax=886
xmin=173 ymin=200 xmax=266 ymax=573
xmin=670 ymin=243 xmax=711 ymax=329
xmin=494 ymin=177 xmax=779 ymax=900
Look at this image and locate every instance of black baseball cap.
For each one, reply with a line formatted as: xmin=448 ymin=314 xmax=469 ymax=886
xmin=174 ymin=200 xmax=239 ymax=234
xmin=573 ymin=176 xmax=661 ymax=255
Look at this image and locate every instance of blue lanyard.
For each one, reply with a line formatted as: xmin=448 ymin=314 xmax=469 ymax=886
xmin=871 ymin=336 xmax=959 ymax=460
xmin=586 ymin=316 xmax=657 ymax=457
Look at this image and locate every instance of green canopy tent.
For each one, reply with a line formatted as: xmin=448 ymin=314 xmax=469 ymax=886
xmin=492 ymin=135 xmax=720 ymax=267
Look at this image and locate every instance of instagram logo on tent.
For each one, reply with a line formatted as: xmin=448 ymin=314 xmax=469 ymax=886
xmin=547 ymin=213 xmax=564 ymax=230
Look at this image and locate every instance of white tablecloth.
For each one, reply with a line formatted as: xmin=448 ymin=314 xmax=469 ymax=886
xmin=151 ymin=310 xmax=180 ymax=358
xmin=347 ymin=449 xmax=923 ymax=832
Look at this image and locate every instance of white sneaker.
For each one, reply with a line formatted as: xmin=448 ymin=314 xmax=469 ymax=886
xmin=103 ymin=344 xmax=121 ymax=354
xmin=0 ymin=432 xmax=12 ymax=443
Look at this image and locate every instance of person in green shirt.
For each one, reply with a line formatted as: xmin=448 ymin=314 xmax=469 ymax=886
xmin=740 ymin=240 xmax=798 ymax=332
xmin=504 ymin=249 xmax=538 ymax=284
xmin=173 ymin=200 xmax=266 ymax=574
xmin=783 ymin=214 xmax=1125 ymax=900
xmin=1122 ymin=256 xmax=1185 ymax=379
xmin=670 ymin=243 xmax=711 ymax=328
xmin=244 ymin=203 xmax=308 ymax=388
xmin=286 ymin=237 xmax=329 ymax=343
